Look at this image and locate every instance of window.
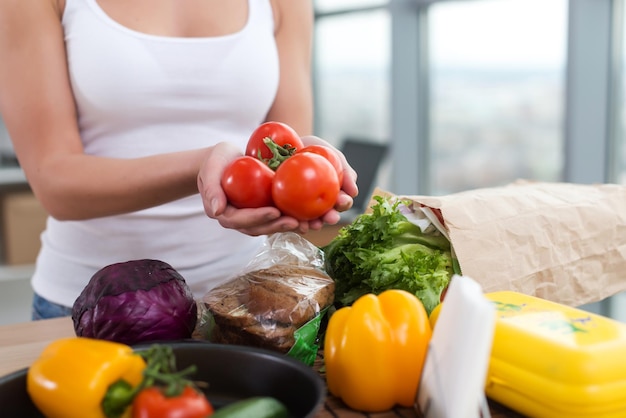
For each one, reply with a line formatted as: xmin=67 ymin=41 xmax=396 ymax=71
xmin=428 ymin=0 xmax=567 ymax=194
xmin=315 ymin=0 xmax=387 ymax=14
xmin=313 ymin=0 xmax=625 ymax=321
xmin=607 ymin=0 xmax=626 ymax=321
xmin=616 ymin=0 xmax=626 ymax=185
xmin=313 ymin=8 xmax=391 ymax=147
xmin=313 ymin=3 xmax=393 ymax=198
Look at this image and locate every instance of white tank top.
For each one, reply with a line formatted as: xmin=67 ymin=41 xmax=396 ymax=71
xmin=32 ymin=0 xmax=278 ymax=307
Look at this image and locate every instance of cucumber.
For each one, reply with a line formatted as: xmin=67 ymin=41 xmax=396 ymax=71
xmin=211 ymin=396 xmax=289 ymax=418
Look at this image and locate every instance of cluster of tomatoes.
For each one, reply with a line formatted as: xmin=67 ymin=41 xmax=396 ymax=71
xmin=221 ymin=122 xmax=343 ymax=221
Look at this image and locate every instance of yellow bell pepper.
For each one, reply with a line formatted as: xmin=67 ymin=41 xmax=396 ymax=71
xmin=324 ymin=289 xmax=432 ymax=412
xmin=429 ymin=302 xmax=443 ymax=329
xmin=27 ymin=337 xmax=146 ymax=418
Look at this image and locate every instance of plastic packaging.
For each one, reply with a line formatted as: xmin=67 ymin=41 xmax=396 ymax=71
xmin=485 ymin=291 xmax=626 ymax=417
xmin=201 ymin=232 xmax=334 ymax=366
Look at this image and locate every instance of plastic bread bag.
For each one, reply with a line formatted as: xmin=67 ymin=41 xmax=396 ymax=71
xmin=201 ymin=232 xmax=334 ymax=366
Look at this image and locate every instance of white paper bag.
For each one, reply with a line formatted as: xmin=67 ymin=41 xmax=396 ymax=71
xmin=416 ymin=275 xmax=495 ymax=418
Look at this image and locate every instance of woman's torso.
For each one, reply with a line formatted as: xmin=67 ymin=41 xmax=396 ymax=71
xmin=33 ymin=0 xmax=279 ymax=306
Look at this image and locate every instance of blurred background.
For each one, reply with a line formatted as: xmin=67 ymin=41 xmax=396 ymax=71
xmin=311 ymin=0 xmax=626 ymax=321
xmin=0 ymin=0 xmax=624 ymax=323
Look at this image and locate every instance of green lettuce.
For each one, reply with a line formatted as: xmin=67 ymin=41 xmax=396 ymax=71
xmin=322 ymin=196 xmax=454 ymax=314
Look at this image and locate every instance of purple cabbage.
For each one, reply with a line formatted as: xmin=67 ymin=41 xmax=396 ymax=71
xmin=72 ymin=259 xmax=198 ymax=345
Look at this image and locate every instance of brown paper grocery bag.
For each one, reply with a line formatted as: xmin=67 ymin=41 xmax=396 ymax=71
xmin=371 ymin=180 xmax=626 ymax=307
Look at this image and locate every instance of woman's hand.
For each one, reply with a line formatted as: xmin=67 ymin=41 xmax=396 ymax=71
xmin=198 ymin=138 xmax=358 ymax=236
xmin=197 ymin=142 xmax=298 ymax=236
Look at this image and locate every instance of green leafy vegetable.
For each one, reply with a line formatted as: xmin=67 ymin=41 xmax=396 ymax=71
xmin=322 ymin=196 xmax=454 ymax=314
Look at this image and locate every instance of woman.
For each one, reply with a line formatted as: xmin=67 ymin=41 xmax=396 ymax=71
xmin=0 ymin=0 xmax=358 ymax=319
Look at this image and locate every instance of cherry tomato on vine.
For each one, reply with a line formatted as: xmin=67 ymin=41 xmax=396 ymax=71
xmin=245 ymin=121 xmax=304 ymax=161
xmin=132 ymin=386 xmax=214 ymax=418
xmin=272 ymin=153 xmax=340 ymax=221
xmin=299 ymin=144 xmax=344 ymax=185
xmin=221 ymin=156 xmax=274 ymax=208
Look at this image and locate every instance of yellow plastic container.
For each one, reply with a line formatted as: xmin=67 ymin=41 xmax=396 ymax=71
xmin=484 ymin=291 xmax=626 ymax=418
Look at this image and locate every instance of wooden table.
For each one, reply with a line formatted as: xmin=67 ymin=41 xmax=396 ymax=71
xmin=0 ymin=317 xmax=73 ymax=377
xmin=0 ymin=317 xmax=522 ymax=417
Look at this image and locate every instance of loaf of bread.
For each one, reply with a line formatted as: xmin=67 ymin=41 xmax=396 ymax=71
xmin=203 ymin=265 xmax=335 ymax=353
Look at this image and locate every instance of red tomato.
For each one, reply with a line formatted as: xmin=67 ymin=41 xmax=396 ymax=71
xmin=272 ymin=153 xmax=340 ymax=221
xmin=221 ymin=156 xmax=274 ymax=208
xmin=132 ymin=386 xmax=214 ymax=418
xmin=440 ymin=285 xmax=448 ymax=303
xmin=245 ymin=121 xmax=304 ymax=161
xmin=299 ymin=145 xmax=344 ymax=185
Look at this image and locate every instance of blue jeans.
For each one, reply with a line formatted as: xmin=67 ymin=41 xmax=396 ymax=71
xmin=32 ymin=293 xmax=72 ymax=321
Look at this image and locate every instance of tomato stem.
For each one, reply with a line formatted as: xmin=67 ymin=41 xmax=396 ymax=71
xmin=138 ymin=345 xmax=199 ymax=398
xmin=101 ymin=345 xmax=203 ymax=418
xmin=262 ymin=136 xmax=298 ymax=170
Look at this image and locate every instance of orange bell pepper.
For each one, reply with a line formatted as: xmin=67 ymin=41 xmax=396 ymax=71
xmin=324 ymin=289 xmax=432 ymax=412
